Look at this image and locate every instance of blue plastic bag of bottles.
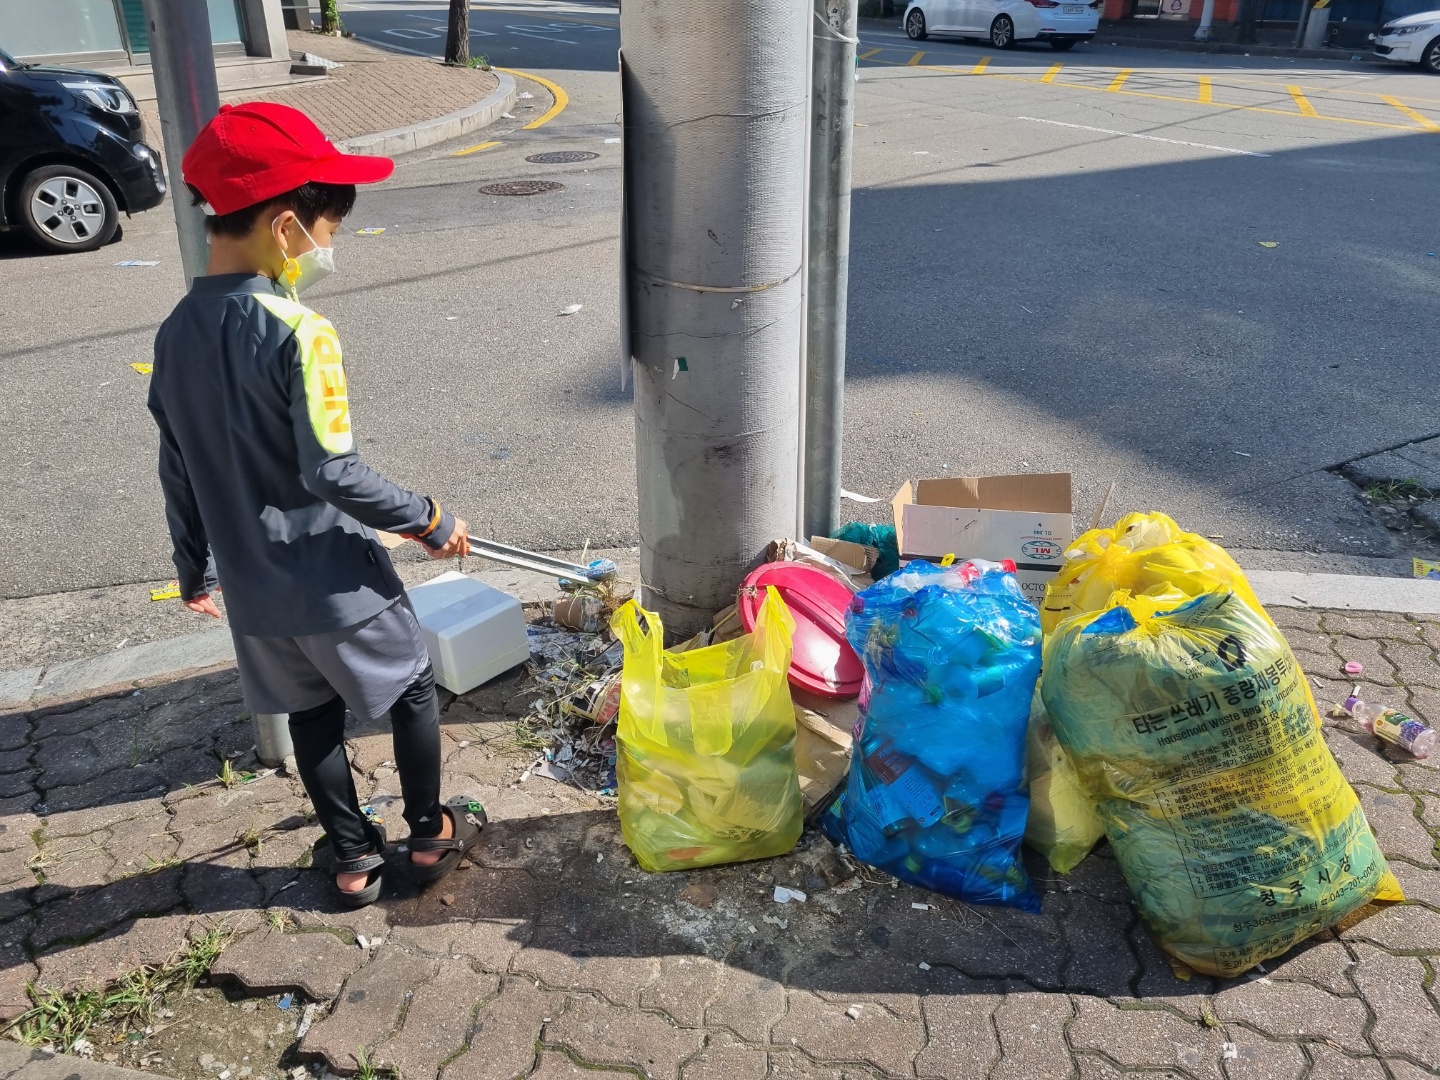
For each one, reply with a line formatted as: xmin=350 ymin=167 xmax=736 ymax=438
xmin=824 ymin=559 xmax=1042 ymax=912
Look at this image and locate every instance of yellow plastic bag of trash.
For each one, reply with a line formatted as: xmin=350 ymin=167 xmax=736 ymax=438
xmin=1041 ymin=512 xmax=1269 ymax=636
xmin=1042 ymin=587 xmax=1402 ymax=977
xmin=612 ymin=588 xmax=804 ymax=872
xmin=1024 ymin=688 xmax=1104 ymax=874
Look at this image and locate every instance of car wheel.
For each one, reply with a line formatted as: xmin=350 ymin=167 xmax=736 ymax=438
xmin=1423 ymin=36 xmax=1440 ymax=72
xmin=906 ymin=8 xmax=928 ymax=39
xmin=18 ymin=164 xmax=118 ymax=254
xmin=1050 ymin=38 xmax=1078 ymax=49
xmin=991 ymin=14 xmax=1016 ymax=48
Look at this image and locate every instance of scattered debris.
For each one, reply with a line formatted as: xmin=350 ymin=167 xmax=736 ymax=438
xmin=441 ymin=893 xmax=456 ymax=907
xmin=518 ymin=91 xmax=536 ymax=99
xmin=1416 ymin=558 xmax=1440 ymax=579
xmin=604 ymin=137 xmax=621 ymax=143
xmin=840 ymin=489 xmax=880 ymax=503
xmin=149 ymin=580 xmax=181 ymax=601
xmin=277 ymin=995 xmax=293 ymax=1010
xmin=558 ymin=303 xmax=583 ymax=316
xmin=295 ymin=1003 xmax=319 ymax=1039
xmin=1222 ymin=1043 xmax=1238 ymax=1060
xmin=1344 ymin=661 xmax=1364 ymax=675
xmin=355 ymin=227 xmax=385 ymax=236
xmin=1233 ymin=451 xmax=1251 ymax=457
xmin=773 ymin=885 xmax=807 ymax=904
xmin=533 ymin=761 xmax=571 ymax=783
xmin=911 ymin=902 xmax=932 ymax=911
xmin=918 ymin=961 xmax=932 ymax=971
xmin=131 ymin=362 xmax=154 ymax=375
xmin=678 ymin=881 xmax=719 ymax=909
xmin=845 ymin=1005 xmax=863 ymax=1020
xmin=763 ymin=914 xmax=789 ymax=929
xmin=1258 ymin=241 xmax=1278 ymax=248
xmin=115 ymin=260 xmax=160 ymax=267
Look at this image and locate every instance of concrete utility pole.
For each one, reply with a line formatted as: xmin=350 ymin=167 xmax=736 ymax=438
xmin=139 ymin=0 xmax=220 ymax=287
xmin=1194 ymin=0 xmax=1216 ymax=39
xmin=620 ymin=0 xmax=812 ymax=637
xmin=803 ymin=0 xmax=858 ymax=540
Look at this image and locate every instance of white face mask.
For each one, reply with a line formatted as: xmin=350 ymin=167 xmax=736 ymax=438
xmin=276 ymin=216 xmax=335 ymax=295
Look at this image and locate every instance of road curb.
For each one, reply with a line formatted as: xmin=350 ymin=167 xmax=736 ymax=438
xmin=337 ymin=70 xmax=517 ymax=157
xmin=1 ymin=565 xmax=1431 ymax=710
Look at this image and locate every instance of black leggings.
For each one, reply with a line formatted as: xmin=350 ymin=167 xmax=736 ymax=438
xmin=288 ymin=665 xmax=444 ymax=862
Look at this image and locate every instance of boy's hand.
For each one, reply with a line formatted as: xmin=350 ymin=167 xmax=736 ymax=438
xmin=429 ymin=518 xmax=471 ymax=560
xmin=185 ymin=593 xmax=223 ymax=619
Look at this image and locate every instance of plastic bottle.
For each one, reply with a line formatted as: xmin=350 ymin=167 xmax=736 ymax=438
xmin=1348 ymin=699 xmax=1435 ymax=760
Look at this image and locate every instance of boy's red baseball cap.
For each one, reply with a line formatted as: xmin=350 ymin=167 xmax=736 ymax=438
xmin=182 ymin=102 xmax=394 ymax=216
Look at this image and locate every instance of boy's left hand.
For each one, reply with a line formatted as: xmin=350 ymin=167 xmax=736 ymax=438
xmin=185 ymin=593 xmax=223 ymax=619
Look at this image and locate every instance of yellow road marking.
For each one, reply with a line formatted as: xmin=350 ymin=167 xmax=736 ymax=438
xmin=494 ymin=67 xmax=570 ymax=129
xmin=908 ymin=50 xmax=926 ymax=65
xmin=859 ymin=47 xmax=882 ymax=59
xmin=451 ymin=140 xmax=501 ymax=157
xmin=1287 ymin=84 xmax=1319 ymax=117
xmin=1107 ymin=69 xmax=1133 ymax=92
xmin=864 ymin=53 xmax=1422 ymax=132
xmin=1380 ymin=94 xmax=1440 ymax=130
xmin=1198 ymin=75 xmax=1211 ymax=104
xmin=1041 ymin=63 xmax=1062 ymax=83
xmin=972 ymin=56 xmax=991 ymax=74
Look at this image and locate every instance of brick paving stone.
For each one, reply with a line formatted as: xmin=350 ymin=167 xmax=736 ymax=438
xmin=1384 ymin=641 xmax=1440 ymax=690
xmin=1347 ymin=945 xmax=1440 ymax=1064
xmin=211 ymin=926 xmax=366 ymax=1000
xmin=543 ymin=995 xmax=703 ymax=1080
xmin=513 ymin=932 xmax=659 ymax=1007
xmin=1385 ymin=1060 xmax=1440 ymax=1080
xmin=35 ymin=912 xmax=196 ymax=992
xmin=42 ymin=796 xmax=166 ymax=838
xmin=807 ymin=951 xmax=929 ymax=1021
xmin=1396 ymin=686 xmax=1440 ymax=731
xmin=0 ymin=769 xmax=36 ymax=800
xmin=388 ymin=917 xmax=533 ymax=972
xmin=377 ymin=958 xmax=497 ymax=1080
xmin=1220 ymin=1027 xmax=1306 ymax=1080
xmin=527 ymin=1052 xmax=634 ymax=1078
xmin=914 ymin=973 xmax=1002 ymax=1080
xmin=444 ymin=976 xmax=556 ymax=1080
xmin=1263 ymin=934 xmax=1357 ymax=995
xmin=1339 ymin=902 xmax=1440 ymax=953
xmin=1355 ymin=786 xmax=1437 ymax=866
xmin=1384 ymin=860 xmax=1440 ymax=908
xmin=30 ymin=696 xmax=144 ymax=743
xmin=1269 ymin=609 xmax=1324 ymax=634
xmin=1329 ymin=639 xmax=1399 ymax=687
xmin=1422 ymin=794 xmax=1440 ymax=831
xmin=276 ymin=869 xmax=392 ymax=940
xmin=771 ymin=990 xmax=923 ymax=1078
xmin=38 ymin=835 xmax=113 ymax=890
xmin=1417 ymin=617 xmax=1440 ymax=655
xmin=1301 ymin=1044 xmax=1387 ymax=1079
xmin=767 ymin=1052 xmax=881 ymax=1079
xmin=0 ymin=913 xmax=36 ymax=1020
xmin=640 ymin=955 xmax=720 ymax=1028
xmin=989 ymin=987 xmax=1076 ymax=1080
xmin=1398 ymin=762 xmax=1440 ymax=798
xmin=182 ymin=851 xmax=265 ymax=916
xmin=1213 ymin=979 xmax=1369 ymax=1054
xmin=706 ymin=964 xmax=787 ymax=1044
xmin=1068 ymin=998 xmax=1225 ymax=1078
xmin=106 ymin=817 xmax=181 ymax=881
xmin=30 ymin=865 xmax=182 ymax=950
xmin=43 ymin=765 xmax=168 ymax=814
xmin=302 ymin=945 xmax=436 ymax=1071
xmin=1062 ymin=894 xmax=1140 ymax=997
xmin=1322 ymin=613 xmax=1418 ymax=642
xmin=680 ymin=1034 xmax=767 ymax=1080
xmin=1326 ymin=731 xmax=1403 ymax=790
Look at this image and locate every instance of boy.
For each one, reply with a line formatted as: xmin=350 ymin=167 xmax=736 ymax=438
xmin=149 ymin=102 xmax=482 ymax=907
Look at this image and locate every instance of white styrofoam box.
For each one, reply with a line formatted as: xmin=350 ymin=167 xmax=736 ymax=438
xmin=406 ymin=571 xmax=530 ymax=694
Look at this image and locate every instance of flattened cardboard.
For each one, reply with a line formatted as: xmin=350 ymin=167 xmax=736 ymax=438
xmin=893 ymin=473 xmax=1073 ymax=604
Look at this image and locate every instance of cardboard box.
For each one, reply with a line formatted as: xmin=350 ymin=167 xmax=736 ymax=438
xmin=892 ymin=473 xmax=1073 ymax=604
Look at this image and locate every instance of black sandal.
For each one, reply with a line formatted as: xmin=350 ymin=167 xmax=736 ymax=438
xmin=316 ymin=822 xmax=388 ymax=908
xmin=407 ymin=801 xmax=486 ymax=883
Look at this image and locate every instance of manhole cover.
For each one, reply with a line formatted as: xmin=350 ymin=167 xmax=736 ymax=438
xmin=524 ymin=151 xmax=600 ymax=164
xmin=478 ymin=180 xmax=565 ymax=196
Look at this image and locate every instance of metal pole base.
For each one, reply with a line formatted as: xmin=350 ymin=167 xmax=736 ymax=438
xmin=254 ymin=713 xmax=293 ymax=768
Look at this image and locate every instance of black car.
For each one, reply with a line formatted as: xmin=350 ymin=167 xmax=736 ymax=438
xmin=0 ymin=45 xmax=166 ymax=253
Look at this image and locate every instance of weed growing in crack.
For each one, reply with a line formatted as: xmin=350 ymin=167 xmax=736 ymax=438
xmin=4 ymin=927 xmax=236 ymax=1052
xmin=1363 ymin=478 xmax=1430 ymax=501
xmin=355 ymin=1047 xmax=400 ymax=1080
xmin=264 ymin=909 xmax=295 ymax=932
xmin=217 ymin=758 xmax=236 ymax=789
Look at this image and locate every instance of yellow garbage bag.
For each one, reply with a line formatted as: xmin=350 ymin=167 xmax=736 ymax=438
xmin=612 ymin=588 xmax=803 ymax=872
xmin=1041 ymin=512 xmax=1269 ymax=636
xmin=1042 ymin=587 xmax=1402 ymax=978
xmin=1024 ymin=688 xmax=1104 ymax=874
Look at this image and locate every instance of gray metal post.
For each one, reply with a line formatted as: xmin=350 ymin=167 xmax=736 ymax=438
xmin=802 ymin=0 xmax=858 ymax=541
xmin=620 ymin=0 xmax=812 ymax=638
xmin=253 ymin=713 xmax=294 ymax=769
xmin=1292 ymin=0 xmax=1312 ymax=46
xmin=139 ymin=0 xmax=220 ymax=287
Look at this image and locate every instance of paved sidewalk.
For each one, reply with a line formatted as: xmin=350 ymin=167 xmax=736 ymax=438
xmin=1 ymin=606 xmax=1437 ymax=1080
xmin=138 ymin=32 xmax=507 ymax=153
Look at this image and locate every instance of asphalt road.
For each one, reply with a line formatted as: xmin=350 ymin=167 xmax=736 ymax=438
xmin=2 ymin=0 xmax=1438 ymax=607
